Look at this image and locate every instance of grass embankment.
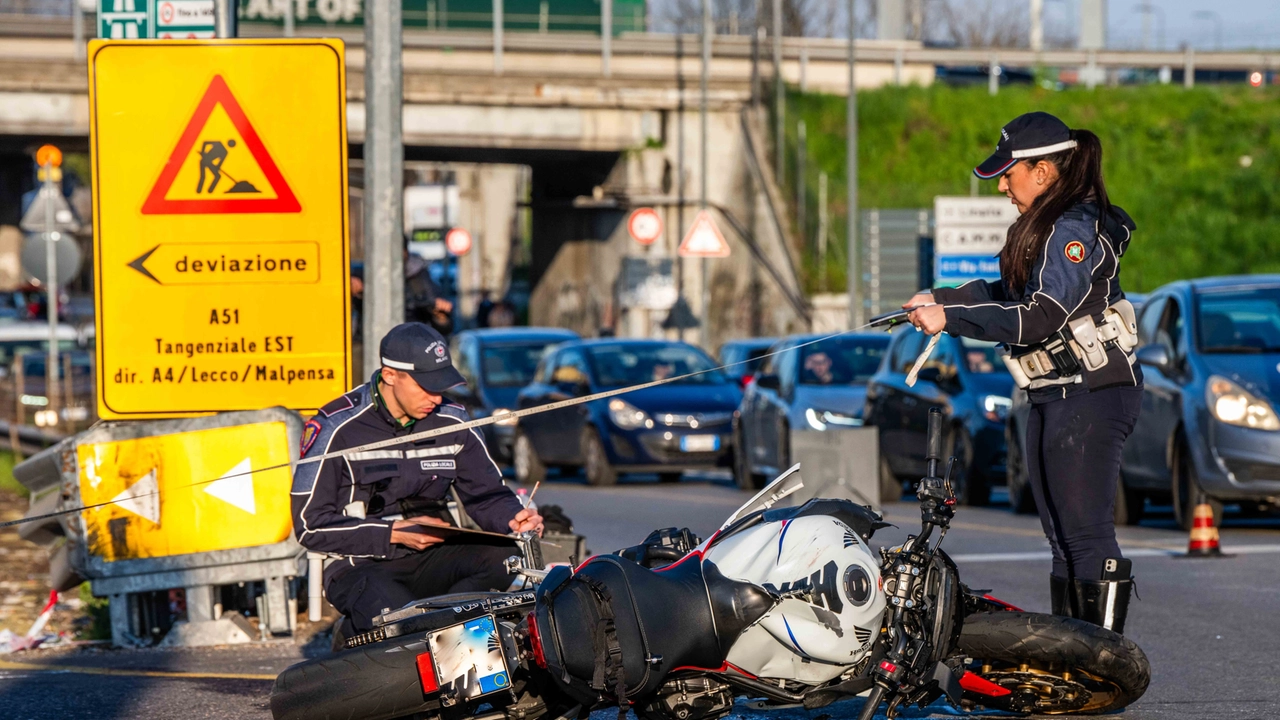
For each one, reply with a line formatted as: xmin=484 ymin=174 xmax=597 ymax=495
xmin=781 ymin=83 xmax=1280 ymax=294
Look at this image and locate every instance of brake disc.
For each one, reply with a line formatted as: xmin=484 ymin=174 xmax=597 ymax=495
xmin=980 ymin=668 xmax=1093 ymax=714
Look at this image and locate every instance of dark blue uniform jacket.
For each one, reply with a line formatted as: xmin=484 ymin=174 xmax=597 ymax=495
xmin=932 ymin=202 xmax=1143 ymax=403
xmin=290 ymin=374 xmax=523 ymax=580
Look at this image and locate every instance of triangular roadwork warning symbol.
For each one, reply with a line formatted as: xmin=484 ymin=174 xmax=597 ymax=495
xmin=141 ymin=75 xmax=301 ymax=215
xmin=678 ymin=210 xmax=731 ymax=258
xmin=109 ymin=469 xmax=160 ymax=524
xmin=203 ymin=457 xmax=257 ymax=515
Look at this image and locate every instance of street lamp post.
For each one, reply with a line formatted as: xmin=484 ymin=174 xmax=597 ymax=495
xmin=1135 ymin=3 xmax=1165 ymax=51
xmin=846 ymin=0 xmax=861 ymax=328
xmin=1193 ymin=10 xmax=1222 ymax=51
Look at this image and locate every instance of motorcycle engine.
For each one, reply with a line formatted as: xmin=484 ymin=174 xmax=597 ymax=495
xmin=637 ymin=677 xmax=733 ymax=720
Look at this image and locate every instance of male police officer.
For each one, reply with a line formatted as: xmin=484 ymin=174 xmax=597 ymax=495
xmin=291 ymin=323 xmax=543 ymax=634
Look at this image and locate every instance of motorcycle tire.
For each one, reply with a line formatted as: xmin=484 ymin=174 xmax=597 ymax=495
xmin=956 ymin=611 xmax=1150 ymax=716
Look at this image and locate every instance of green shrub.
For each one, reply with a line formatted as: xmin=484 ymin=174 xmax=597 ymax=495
xmin=780 ymin=83 xmax=1280 ymax=293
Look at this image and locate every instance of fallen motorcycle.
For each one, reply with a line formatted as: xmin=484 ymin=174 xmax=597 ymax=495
xmin=271 ymin=407 xmax=1149 ymax=720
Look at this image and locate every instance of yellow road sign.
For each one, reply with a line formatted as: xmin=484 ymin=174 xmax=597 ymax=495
xmin=77 ymin=421 xmax=294 ymax=561
xmin=88 ymin=39 xmax=351 ymax=418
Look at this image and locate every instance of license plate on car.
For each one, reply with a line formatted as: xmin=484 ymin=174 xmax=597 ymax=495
xmin=427 ymin=615 xmax=510 ymax=700
xmin=680 ymin=434 xmax=720 ymax=452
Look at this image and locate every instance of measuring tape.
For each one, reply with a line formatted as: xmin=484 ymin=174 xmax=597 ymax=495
xmin=1 ymin=307 xmax=941 ymax=530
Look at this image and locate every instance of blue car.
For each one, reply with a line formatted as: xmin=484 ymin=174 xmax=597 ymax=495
xmin=1120 ymin=276 xmax=1280 ymax=529
xmin=513 ymin=339 xmax=742 ymax=486
xmin=863 ymin=326 xmax=1015 ymax=505
xmin=733 ymin=333 xmax=890 ymax=490
xmin=718 ymin=337 xmax=777 ymax=389
xmin=448 ymin=327 xmax=580 ymax=463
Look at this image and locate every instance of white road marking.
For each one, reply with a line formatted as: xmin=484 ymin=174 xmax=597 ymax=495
xmin=950 ymin=543 xmax=1280 ymax=563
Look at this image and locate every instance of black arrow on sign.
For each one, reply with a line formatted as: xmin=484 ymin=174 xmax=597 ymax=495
xmin=128 ymin=245 xmax=161 ymax=284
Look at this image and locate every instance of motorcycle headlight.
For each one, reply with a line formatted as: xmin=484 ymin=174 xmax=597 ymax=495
xmin=492 ymin=408 xmax=518 ymax=427
xmin=1207 ymin=375 xmax=1280 ymax=431
xmin=805 ymin=407 xmax=863 ymax=431
xmin=608 ymin=399 xmax=650 ymax=430
xmin=982 ymin=394 xmax=1012 ymax=423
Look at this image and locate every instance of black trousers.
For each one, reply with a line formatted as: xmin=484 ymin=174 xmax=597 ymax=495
xmin=1025 ymin=385 xmax=1143 ymax=581
xmin=326 ymin=540 xmax=516 ymax=632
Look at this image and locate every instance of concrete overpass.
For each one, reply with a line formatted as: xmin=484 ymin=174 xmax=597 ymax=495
xmin=3 ymin=25 xmax=1275 ymax=345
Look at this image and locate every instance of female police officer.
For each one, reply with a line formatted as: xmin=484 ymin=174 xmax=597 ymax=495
xmin=907 ymin=112 xmax=1141 ymax=634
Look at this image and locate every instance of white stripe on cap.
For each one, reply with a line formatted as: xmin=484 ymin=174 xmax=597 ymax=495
xmin=1011 ymin=139 xmax=1078 ymax=158
xmin=382 ymin=357 xmax=416 ymax=370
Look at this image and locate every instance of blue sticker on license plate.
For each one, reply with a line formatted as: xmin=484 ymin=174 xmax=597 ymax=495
xmin=680 ymin=434 xmax=720 ymax=452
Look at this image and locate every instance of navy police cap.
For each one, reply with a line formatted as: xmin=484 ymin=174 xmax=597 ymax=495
xmin=974 ymin=112 xmax=1077 ymax=179
xmin=379 ymin=322 xmax=465 ymax=393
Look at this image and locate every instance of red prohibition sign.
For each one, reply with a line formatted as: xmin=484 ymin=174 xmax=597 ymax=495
xmin=627 ymin=207 xmax=663 ymax=245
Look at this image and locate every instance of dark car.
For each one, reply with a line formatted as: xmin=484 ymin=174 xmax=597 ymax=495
xmin=718 ymin=337 xmax=777 ymax=388
xmin=1115 ymin=277 xmax=1280 ymax=529
xmin=1006 ymin=294 xmax=1147 ymax=515
xmin=864 ymin=327 xmax=1015 ymax=505
xmin=733 ymin=333 xmax=890 ymax=491
xmin=447 ymin=327 xmax=580 ymax=463
xmin=513 ymin=339 xmax=742 ymax=486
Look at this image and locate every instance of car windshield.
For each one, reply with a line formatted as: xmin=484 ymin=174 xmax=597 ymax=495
xmin=588 ymin=344 xmax=726 ymax=387
xmin=722 ymin=344 xmax=773 ymax=378
xmin=799 ymin=337 xmax=890 ymax=385
xmin=959 ymin=338 xmax=1006 ymax=374
xmin=481 ymin=342 xmax=558 ymax=387
xmin=1197 ymin=288 xmax=1280 ymax=353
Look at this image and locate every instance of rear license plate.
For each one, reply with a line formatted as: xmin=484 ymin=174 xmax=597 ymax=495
xmin=680 ymin=434 xmax=720 ymax=452
xmin=427 ymin=614 xmax=511 ymax=701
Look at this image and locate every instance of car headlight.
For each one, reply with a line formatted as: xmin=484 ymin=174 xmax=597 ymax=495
xmin=805 ymin=407 xmax=863 ymax=431
xmin=492 ymin=408 xmax=518 ymax=427
xmin=982 ymin=394 xmax=1012 ymax=423
xmin=1207 ymin=375 xmax=1280 ymax=431
xmin=608 ymin=399 xmax=650 ymax=430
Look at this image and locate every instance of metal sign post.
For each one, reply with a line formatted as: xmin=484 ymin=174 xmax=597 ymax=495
xmin=43 ymin=160 xmax=60 ymax=424
xmin=87 ymin=39 xmax=351 ymax=418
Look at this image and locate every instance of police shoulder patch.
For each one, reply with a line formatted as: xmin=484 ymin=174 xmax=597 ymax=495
xmin=319 ymin=393 xmax=356 ymax=418
xmin=301 ymin=419 xmax=322 ymax=457
xmin=1064 ymin=241 xmax=1087 ymax=264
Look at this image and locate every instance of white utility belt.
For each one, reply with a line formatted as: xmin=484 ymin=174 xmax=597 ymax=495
xmin=999 ymin=299 xmax=1139 ymax=390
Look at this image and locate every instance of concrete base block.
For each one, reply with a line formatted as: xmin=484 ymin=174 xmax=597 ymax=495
xmin=159 ymin=614 xmax=255 ymax=647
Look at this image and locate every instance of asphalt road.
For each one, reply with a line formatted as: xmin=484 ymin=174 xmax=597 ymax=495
xmin=2 ymin=471 xmax=1278 ymax=720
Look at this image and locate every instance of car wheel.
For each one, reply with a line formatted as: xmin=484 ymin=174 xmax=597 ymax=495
xmin=1005 ymin=422 xmax=1035 ymax=514
xmin=732 ymin=421 xmax=764 ymax=491
xmin=513 ymin=431 xmax=545 ymax=485
xmin=1172 ymin=435 xmax=1222 ymax=532
xmin=1114 ymin=471 xmax=1145 ymax=526
xmin=582 ymin=429 xmax=618 ymax=487
xmin=879 ymin=454 xmax=903 ymax=504
xmin=658 ymin=472 xmax=682 ymax=484
xmin=948 ymin=427 xmax=988 ymax=506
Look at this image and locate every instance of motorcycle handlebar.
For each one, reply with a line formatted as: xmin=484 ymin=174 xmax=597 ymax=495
xmin=926 ymin=408 xmax=943 ymax=474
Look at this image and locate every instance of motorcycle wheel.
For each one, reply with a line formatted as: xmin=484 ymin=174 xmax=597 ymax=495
xmin=956 ymin=611 xmax=1149 ymax=716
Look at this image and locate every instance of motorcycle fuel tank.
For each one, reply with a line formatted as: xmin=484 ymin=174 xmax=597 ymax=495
xmin=705 ymin=515 xmax=886 ymax=683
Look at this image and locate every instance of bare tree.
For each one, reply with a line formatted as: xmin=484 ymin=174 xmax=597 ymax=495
xmin=932 ymin=0 xmax=1029 ymax=48
xmin=653 ymin=0 xmax=872 ymax=39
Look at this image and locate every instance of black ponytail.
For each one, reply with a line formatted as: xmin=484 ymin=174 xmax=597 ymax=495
xmin=999 ymin=129 xmax=1110 ymax=294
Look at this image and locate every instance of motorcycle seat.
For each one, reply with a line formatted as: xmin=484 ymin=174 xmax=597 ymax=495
xmin=534 ymin=554 xmax=773 ymax=702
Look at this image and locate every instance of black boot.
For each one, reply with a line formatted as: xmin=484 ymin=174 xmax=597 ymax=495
xmin=1069 ymin=558 xmax=1134 ymax=634
xmin=1050 ymin=574 xmax=1072 ymax=616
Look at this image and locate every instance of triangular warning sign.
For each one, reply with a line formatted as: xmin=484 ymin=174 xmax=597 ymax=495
xmin=203 ymin=458 xmax=257 ymax=515
xmin=141 ymin=75 xmax=300 ymax=215
xmin=678 ymin=210 xmax=731 ymax=258
xmin=109 ymin=469 xmax=160 ymax=524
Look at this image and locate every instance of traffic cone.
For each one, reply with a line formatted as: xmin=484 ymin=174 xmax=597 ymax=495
xmin=1184 ymin=502 xmax=1224 ymax=557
